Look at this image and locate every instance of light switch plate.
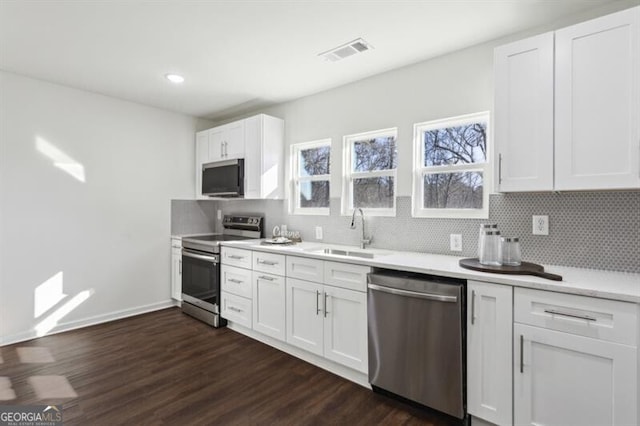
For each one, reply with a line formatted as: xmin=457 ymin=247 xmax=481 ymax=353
xmin=533 ymin=215 xmax=549 ymax=235
xmin=217 ymin=209 xmax=222 ymax=220
xmin=315 ymin=226 xmax=323 ymax=240
xmin=450 ymin=234 xmax=462 ymax=251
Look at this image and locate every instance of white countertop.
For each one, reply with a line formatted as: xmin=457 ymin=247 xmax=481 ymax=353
xmin=217 ymin=239 xmax=640 ymax=304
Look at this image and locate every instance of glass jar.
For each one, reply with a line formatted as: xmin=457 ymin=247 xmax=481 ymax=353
xmin=478 ymin=223 xmax=498 ymax=261
xmin=501 ymin=237 xmax=522 ymax=266
xmin=479 ymin=230 xmax=502 ymax=266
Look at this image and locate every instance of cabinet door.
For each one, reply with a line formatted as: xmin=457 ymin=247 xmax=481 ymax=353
xmin=195 ymin=131 xmax=209 ymax=199
xmin=494 ymin=32 xmax=554 ymax=192
xmin=222 ymin=120 xmax=245 ymax=159
xmin=323 ymin=286 xmax=367 ymax=373
xmin=555 ymin=7 xmax=640 ymax=190
xmin=252 ymin=272 xmax=285 ymax=341
xmin=208 ymin=127 xmax=225 ymax=162
xmin=285 ymin=278 xmax=324 ymax=356
xmin=171 ymin=246 xmax=182 ymax=301
xmin=514 ymin=323 xmax=637 ymax=426
xmin=467 ymin=281 xmax=512 ymax=426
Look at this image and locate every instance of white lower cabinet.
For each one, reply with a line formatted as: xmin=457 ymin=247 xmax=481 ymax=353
xmin=467 ymin=281 xmax=513 ymax=426
xmin=514 ymin=323 xmax=637 ymax=426
xmin=322 ymin=285 xmax=367 ymax=372
xmin=286 ymin=278 xmax=324 ymax=356
xmin=285 ymin=277 xmax=368 ymax=373
xmin=220 ymin=291 xmax=252 ymax=328
xmin=252 ymin=271 xmax=285 ymax=340
xmin=170 ymin=238 xmax=182 ymax=301
xmin=513 ymin=288 xmax=638 ymax=426
xmin=221 ymin=250 xmax=369 ymax=375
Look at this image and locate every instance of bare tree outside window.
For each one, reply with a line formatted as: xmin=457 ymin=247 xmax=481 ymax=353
xmin=413 ymin=113 xmax=490 ymax=218
xmin=292 ymin=140 xmax=331 ymax=214
xmin=422 ymin=122 xmax=487 ymax=209
xmin=344 ymin=130 xmax=398 ymax=213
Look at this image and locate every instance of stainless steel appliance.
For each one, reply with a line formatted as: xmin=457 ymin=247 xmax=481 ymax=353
xmin=202 ymin=159 xmax=244 ymax=197
xmin=181 ymin=215 xmax=263 ymax=327
xmin=367 ymin=270 xmax=466 ymax=420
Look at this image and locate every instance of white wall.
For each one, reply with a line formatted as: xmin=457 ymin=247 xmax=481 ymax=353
xmin=0 ymin=71 xmax=200 ymax=344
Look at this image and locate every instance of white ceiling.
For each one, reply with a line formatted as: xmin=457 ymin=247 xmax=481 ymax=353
xmin=0 ymin=0 xmax=618 ymax=120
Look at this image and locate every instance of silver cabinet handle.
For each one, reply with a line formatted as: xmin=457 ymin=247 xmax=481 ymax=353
xmin=498 ymin=153 xmax=503 ymax=185
xmin=220 ymin=142 xmax=224 ymax=157
xmin=228 ymin=255 xmax=245 ymax=260
xmin=229 ymin=306 xmax=243 ymax=313
xmin=520 ymin=334 xmax=524 ymax=373
xmin=324 ymin=292 xmax=329 ymax=317
xmin=224 ymin=141 xmax=228 ymax=157
xmin=259 ymin=275 xmax=275 ymax=281
xmin=471 ymin=290 xmax=476 ymax=325
xmin=257 ymin=259 xmax=277 ymax=266
xmin=179 ymin=259 xmax=182 ymax=274
xmin=367 ymin=283 xmax=458 ymax=303
xmin=228 ymin=278 xmax=243 ymax=284
xmin=316 ymin=290 xmax=321 ymax=315
xmin=544 ymin=309 xmax=596 ymax=322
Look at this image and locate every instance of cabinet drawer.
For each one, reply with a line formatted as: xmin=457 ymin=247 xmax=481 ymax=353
xmin=221 ymin=247 xmax=252 ymax=269
xmin=286 ymin=256 xmax=324 ymax=282
xmin=221 ymin=265 xmax=252 ymax=299
xmin=324 ymin=261 xmax=370 ymax=292
xmin=514 ymin=287 xmax=638 ymax=346
xmin=253 ymin=251 xmax=285 ymax=276
xmin=221 ymin=291 xmax=252 ymax=328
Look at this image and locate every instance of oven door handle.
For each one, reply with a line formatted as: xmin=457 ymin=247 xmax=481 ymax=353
xmin=182 ymin=250 xmax=218 ymax=264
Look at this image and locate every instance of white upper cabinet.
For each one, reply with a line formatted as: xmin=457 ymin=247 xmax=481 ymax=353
xmin=494 ymin=32 xmax=554 ymax=192
xmin=194 ymin=114 xmax=284 ymax=199
xmin=208 ymin=120 xmax=245 ymax=162
xmin=243 ymin=114 xmax=284 ymax=199
xmin=555 ymin=7 xmax=640 ymax=190
xmin=494 ymin=6 xmax=640 ymax=192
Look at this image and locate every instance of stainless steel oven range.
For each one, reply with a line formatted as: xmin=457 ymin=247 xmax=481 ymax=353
xmin=180 ymin=215 xmax=263 ymax=327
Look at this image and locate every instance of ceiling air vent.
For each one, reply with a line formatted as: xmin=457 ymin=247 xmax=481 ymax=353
xmin=319 ymin=38 xmax=373 ymax=62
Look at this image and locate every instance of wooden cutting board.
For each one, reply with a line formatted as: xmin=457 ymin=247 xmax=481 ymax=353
xmin=459 ymin=258 xmax=563 ymax=281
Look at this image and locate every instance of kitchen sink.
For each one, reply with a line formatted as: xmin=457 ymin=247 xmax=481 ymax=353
xmin=317 ymin=248 xmax=375 ymax=259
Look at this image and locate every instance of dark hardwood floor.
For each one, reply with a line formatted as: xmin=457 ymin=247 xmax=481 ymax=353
xmin=0 ymin=308 xmax=460 ymax=425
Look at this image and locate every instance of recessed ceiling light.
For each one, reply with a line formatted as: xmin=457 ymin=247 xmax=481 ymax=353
xmin=165 ymin=73 xmax=185 ymax=84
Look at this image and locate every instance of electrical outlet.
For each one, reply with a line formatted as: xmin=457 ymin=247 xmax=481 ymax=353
xmin=315 ymin=226 xmax=323 ymax=240
xmin=533 ymin=215 xmax=549 ymax=235
xmin=450 ymin=234 xmax=462 ymax=252
xmin=217 ymin=209 xmax=222 ymax=220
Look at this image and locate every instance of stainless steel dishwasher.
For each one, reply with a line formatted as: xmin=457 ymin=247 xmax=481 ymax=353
xmin=368 ymin=270 xmax=466 ymax=420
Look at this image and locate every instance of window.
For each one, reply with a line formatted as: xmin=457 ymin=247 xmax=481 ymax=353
xmin=412 ymin=112 xmax=490 ymax=218
xmin=291 ymin=139 xmax=331 ymax=215
xmin=343 ymin=128 xmax=397 ymax=216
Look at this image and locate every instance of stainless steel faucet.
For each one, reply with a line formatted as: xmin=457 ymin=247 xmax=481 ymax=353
xmin=350 ymin=208 xmax=371 ymax=249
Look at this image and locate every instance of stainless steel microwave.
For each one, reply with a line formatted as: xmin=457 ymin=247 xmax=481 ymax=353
xmin=202 ymin=159 xmax=244 ymax=197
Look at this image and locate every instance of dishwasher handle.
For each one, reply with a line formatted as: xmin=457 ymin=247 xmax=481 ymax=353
xmin=368 ymin=283 xmax=458 ymax=303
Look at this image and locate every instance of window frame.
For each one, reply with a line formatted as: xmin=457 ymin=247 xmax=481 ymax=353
xmin=342 ymin=127 xmax=398 ymax=217
xmin=412 ymin=112 xmax=491 ymax=219
xmin=290 ymin=139 xmax=332 ymax=216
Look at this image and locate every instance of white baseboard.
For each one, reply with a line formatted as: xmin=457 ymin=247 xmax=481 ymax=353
xmin=0 ymin=299 xmax=178 ymax=347
xmin=227 ymin=322 xmax=370 ymax=389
